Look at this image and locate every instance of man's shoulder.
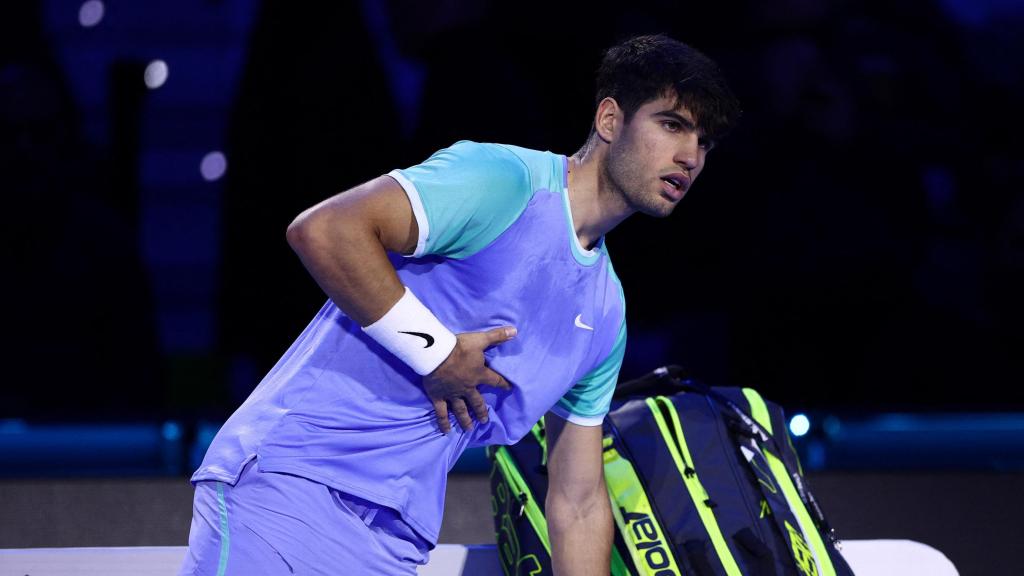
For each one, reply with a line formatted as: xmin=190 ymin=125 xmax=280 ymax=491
xmin=443 ymin=140 xmax=563 ymax=191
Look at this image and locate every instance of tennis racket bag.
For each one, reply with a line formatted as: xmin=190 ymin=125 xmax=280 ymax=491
xmin=487 ymin=365 xmax=854 ymax=576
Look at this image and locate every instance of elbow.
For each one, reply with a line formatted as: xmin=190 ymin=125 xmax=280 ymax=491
xmin=286 ymin=206 xmax=364 ymax=259
xmin=286 ymin=212 xmax=311 ymax=251
xmin=547 ymin=485 xmax=610 ymax=525
xmin=287 ymin=207 xmax=329 ymax=254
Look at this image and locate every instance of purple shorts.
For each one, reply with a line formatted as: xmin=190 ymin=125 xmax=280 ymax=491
xmin=178 ymin=459 xmax=431 ymax=576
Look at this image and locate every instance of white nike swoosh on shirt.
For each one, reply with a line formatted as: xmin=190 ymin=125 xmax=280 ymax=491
xmin=574 ymin=314 xmax=594 ymax=331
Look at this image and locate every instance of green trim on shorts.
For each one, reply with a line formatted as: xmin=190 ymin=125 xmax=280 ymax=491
xmin=216 ymin=482 xmax=230 ymax=576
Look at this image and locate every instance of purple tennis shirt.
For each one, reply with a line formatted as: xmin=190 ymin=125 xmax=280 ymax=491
xmin=192 ymin=141 xmax=627 ymax=544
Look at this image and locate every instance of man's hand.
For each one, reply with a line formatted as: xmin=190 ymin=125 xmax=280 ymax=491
xmin=424 ymin=326 xmax=516 ymax=433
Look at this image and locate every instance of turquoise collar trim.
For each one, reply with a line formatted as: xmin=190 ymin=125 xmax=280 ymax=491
xmin=560 ymin=155 xmax=604 ymax=267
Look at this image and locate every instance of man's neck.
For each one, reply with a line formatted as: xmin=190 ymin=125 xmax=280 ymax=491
xmin=566 ymin=147 xmax=635 ymax=251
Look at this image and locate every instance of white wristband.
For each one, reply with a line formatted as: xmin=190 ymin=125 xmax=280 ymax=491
xmin=362 ymin=287 xmax=458 ymax=375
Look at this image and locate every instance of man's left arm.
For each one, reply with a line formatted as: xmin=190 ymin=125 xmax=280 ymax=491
xmin=544 ymin=411 xmax=612 ymax=575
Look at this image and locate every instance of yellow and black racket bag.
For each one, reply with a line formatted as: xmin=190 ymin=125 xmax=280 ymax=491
xmin=487 ymin=365 xmax=854 ymax=576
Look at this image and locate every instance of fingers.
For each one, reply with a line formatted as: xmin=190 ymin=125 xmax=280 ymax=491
xmin=435 ymin=392 xmax=491 ymax=434
xmin=426 ymin=327 xmax=515 ymax=434
xmin=483 ymin=326 xmax=517 ymax=347
xmin=433 ymin=399 xmax=451 ymax=434
xmin=480 ymin=367 xmax=512 ymax=390
xmin=449 ymin=397 xmax=474 ymax=431
xmin=465 ymin=389 xmax=489 ymax=424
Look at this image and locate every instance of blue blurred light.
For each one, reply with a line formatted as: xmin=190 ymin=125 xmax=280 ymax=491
xmin=162 ymin=421 xmax=182 ymax=441
xmin=0 ymin=419 xmax=28 ymax=433
xmin=823 ymin=415 xmax=841 ymax=437
xmin=78 ymin=1 xmax=104 ymax=28
xmin=806 ymin=439 xmax=826 ymax=470
xmin=790 ymin=414 xmax=811 ymax=437
xmin=144 ymin=60 xmax=169 ymax=89
xmin=200 ymin=151 xmax=227 ymax=182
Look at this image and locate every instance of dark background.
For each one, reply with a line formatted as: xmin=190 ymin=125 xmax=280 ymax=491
xmin=3 ymin=0 xmax=1021 ymax=422
xmin=2 ymin=1 xmax=1023 ymax=573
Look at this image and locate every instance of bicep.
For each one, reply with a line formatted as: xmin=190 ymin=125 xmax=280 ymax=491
xmin=289 ymin=174 xmax=418 ymax=256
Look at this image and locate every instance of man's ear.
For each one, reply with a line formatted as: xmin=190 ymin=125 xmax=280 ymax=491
xmin=594 ymin=97 xmax=621 ymax=143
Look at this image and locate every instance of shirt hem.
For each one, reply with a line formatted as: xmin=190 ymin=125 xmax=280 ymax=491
xmin=254 ymin=458 xmax=440 ymax=546
xmin=191 ymin=454 xmax=258 ymax=487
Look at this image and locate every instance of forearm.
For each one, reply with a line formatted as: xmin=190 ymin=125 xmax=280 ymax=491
xmin=547 ymin=487 xmax=613 ymax=575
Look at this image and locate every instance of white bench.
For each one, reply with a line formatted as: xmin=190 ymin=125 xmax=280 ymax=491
xmin=0 ymin=541 xmax=958 ymax=575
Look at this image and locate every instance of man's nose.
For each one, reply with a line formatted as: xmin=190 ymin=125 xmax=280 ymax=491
xmin=675 ymin=133 xmax=700 ymax=171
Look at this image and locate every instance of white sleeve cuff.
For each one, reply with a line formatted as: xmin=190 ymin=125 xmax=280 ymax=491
xmin=387 ymin=170 xmax=429 ymax=257
xmin=549 ymin=404 xmax=606 ymax=427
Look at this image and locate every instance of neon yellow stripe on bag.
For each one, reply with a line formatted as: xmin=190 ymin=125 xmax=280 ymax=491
xmin=763 ymin=449 xmax=836 ymax=576
xmin=494 ymin=446 xmax=550 ymax=554
xmin=742 ymin=388 xmax=773 ymax=435
xmin=743 ymin=388 xmax=805 ymax=484
xmin=610 ymin=546 xmax=629 ymax=576
xmin=604 ymin=445 xmax=683 ymax=575
xmin=648 ymin=397 xmax=742 ymax=576
xmin=531 ymin=420 xmax=548 ymax=467
xmin=787 ymin=428 xmax=805 ymax=476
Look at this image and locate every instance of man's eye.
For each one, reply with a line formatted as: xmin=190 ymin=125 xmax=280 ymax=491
xmin=662 ymin=121 xmax=681 ymax=132
xmin=699 ymin=138 xmax=716 ymax=151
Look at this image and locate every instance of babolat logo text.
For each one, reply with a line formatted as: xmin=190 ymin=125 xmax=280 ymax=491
xmin=620 ymin=508 xmax=679 ymax=576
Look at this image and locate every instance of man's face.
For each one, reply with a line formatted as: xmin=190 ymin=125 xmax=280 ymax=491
xmin=603 ymin=94 xmax=711 ymax=218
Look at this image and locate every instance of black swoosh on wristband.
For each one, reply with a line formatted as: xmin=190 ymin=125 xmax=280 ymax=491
xmin=398 ymin=331 xmax=435 ymax=348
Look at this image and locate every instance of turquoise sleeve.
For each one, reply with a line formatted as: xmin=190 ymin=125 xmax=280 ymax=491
xmin=552 ymin=317 xmax=627 ymax=426
xmin=389 ymin=141 xmax=533 ymax=259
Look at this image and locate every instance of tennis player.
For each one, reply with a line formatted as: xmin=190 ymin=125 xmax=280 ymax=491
xmin=180 ymin=33 xmax=740 ymax=575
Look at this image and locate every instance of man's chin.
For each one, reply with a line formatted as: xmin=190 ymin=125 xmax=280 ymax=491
xmin=641 ymin=201 xmax=678 ymax=218
xmin=625 ymin=190 xmax=679 ymax=218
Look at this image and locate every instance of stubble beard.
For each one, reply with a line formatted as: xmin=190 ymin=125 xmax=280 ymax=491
xmin=603 ymin=139 xmax=676 ymax=219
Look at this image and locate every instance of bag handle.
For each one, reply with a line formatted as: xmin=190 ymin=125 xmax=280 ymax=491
xmin=613 ymin=364 xmax=691 ymax=398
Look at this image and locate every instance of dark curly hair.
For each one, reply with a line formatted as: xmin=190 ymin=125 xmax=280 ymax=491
xmin=593 ymin=34 xmax=741 ymax=145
